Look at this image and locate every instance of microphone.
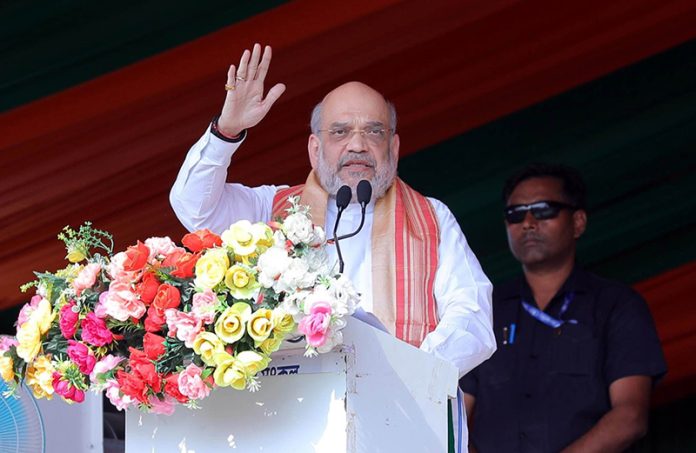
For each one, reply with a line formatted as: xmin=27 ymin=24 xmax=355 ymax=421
xmin=334 ymin=180 xmax=372 ymax=242
xmin=333 ymin=185 xmax=352 ymax=274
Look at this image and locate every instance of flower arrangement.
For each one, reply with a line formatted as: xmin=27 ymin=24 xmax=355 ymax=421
xmin=0 ymin=198 xmax=359 ymax=414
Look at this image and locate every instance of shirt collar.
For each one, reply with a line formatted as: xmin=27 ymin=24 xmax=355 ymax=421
xmin=498 ymin=265 xmax=590 ymax=302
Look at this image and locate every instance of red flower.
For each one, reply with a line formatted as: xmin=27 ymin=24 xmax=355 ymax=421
xmin=170 ymin=252 xmax=199 ymax=279
xmin=152 ymin=284 xmax=181 ymax=312
xmin=144 ymin=307 xmax=165 ymax=333
xmin=59 ymin=301 xmax=79 ymax=339
xmin=182 ymin=229 xmax=222 ymax=253
xmin=116 ymin=370 xmax=148 ymax=404
xmin=135 ymin=272 xmax=160 ymax=305
xmin=123 ymin=241 xmax=150 ymax=272
xmin=164 ymin=373 xmax=188 ymax=403
xmin=129 ymin=348 xmax=161 ymax=391
xmin=143 ymin=332 xmax=166 ymax=360
xmin=144 ymin=284 xmax=181 ymax=333
xmin=81 ymin=313 xmax=113 ymax=347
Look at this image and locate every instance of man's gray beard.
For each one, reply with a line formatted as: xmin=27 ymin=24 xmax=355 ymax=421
xmin=315 ymin=144 xmax=397 ymax=201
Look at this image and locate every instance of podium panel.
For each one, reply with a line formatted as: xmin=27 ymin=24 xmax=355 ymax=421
xmin=126 ymin=318 xmax=457 ymax=453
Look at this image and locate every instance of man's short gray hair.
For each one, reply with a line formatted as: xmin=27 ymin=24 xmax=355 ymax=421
xmin=310 ymin=100 xmax=398 ymax=135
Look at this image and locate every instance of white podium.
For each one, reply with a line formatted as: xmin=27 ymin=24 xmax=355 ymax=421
xmin=125 ymin=318 xmax=458 ymax=452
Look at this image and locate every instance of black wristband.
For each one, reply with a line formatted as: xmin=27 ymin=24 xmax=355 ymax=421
xmin=210 ymin=115 xmax=246 ymax=143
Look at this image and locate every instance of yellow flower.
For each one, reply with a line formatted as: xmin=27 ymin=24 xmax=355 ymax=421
xmin=194 ymin=248 xmax=230 ymax=289
xmin=272 ymin=310 xmax=296 ymax=336
xmin=16 ymin=320 xmax=42 ymax=362
xmin=212 ymin=352 xmax=247 ymax=390
xmin=224 ymin=265 xmax=259 ymax=299
xmin=214 ymin=303 xmax=251 ymax=344
xmin=66 ymin=247 xmax=87 ymax=263
xmin=236 ymin=350 xmax=269 ymax=377
xmin=0 ymin=356 xmax=14 ymax=382
xmin=25 ymin=355 xmax=54 ymax=400
xmin=252 ymin=222 xmax=274 ymax=250
xmin=192 ymin=332 xmax=225 ymax=366
xmin=259 ymin=335 xmax=284 ymax=355
xmin=30 ymin=297 xmax=54 ymax=335
xmin=221 ymin=221 xmax=259 ymax=257
xmin=247 ymin=309 xmax=274 ymax=345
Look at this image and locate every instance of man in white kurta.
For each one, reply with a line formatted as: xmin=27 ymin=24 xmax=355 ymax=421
xmin=170 ymin=44 xmax=495 ymax=381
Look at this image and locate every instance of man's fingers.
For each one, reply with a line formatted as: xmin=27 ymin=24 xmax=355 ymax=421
xmin=263 ymin=83 xmax=286 ymax=109
xmin=237 ymin=49 xmax=250 ymax=79
xmin=226 ymin=65 xmax=236 ymax=84
xmin=248 ymin=43 xmax=262 ymax=80
xmin=256 ymin=45 xmax=273 ymax=82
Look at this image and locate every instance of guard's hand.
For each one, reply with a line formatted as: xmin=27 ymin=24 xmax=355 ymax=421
xmin=218 ymin=43 xmax=286 ymax=137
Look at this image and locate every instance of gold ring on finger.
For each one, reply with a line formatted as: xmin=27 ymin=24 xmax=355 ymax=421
xmin=235 ymin=76 xmax=246 ymax=82
xmin=224 ymin=83 xmax=236 ymax=91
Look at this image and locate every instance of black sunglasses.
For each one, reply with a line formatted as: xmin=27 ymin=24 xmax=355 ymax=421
xmin=504 ymin=200 xmax=577 ymax=224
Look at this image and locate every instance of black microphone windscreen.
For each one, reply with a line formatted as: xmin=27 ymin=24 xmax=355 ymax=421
xmin=357 ymin=180 xmax=372 ymax=205
xmin=336 ymin=185 xmax=352 ymax=209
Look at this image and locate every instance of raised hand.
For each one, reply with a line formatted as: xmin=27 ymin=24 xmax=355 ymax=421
xmin=217 ymin=43 xmax=286 ymax=137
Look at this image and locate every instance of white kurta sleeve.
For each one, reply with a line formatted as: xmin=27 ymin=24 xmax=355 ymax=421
xmin=419 ymin=198 xmax=497 ymax=377
xmin=169 ymin=127 xmax=282 ymax=233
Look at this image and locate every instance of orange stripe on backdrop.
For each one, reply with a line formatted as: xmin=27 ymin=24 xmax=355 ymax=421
xmin=634 ymin=261 xmax=696 ymax=404
xmin=0 ymin=0 xmax=695 ymax=313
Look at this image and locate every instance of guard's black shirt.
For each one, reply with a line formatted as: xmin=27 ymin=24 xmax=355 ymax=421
xmin=460 ymin=267 xmax=667 ymax=453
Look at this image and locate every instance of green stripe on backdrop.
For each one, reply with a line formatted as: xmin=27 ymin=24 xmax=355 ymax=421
xmin=398 ymin=39 xmax=696 ymax=285
xmin=0 ymin=0 xmax=287 ymax=112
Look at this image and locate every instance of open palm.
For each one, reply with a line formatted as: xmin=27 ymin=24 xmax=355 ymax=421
xmin=218 ymin=43 xmax=286 ymax=137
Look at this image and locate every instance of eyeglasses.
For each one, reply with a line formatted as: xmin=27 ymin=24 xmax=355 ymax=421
xmin=318 ymin=126 xmax=393 ymax=145
xmin=504 ymin=200 xmax=576 ymax=224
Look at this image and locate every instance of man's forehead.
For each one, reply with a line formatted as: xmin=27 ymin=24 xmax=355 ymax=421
xmin=321 ymin=83 xmax=390 ymax=124
xmin=509 ymin=177 xmax=564 ymax=202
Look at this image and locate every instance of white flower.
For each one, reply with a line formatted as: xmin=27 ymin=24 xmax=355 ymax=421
xmin=303 ymin=247 xmax=330 ymax=274
xmin=272 ymin=230 xmax=287 ymax=247
xmin=276 ymin=258 xmax=315 ymax=292
xmin=283 ymin=213 xmax=315 ymax=245
xmin=257 ymin=247 xmax=292 ymax=289
xmin=279 ymin=291 xmax=308 ymax=320
xmin=303 ymin=286 xmax=337 ymax=315
xmin=310 ymin=226 xmax=326 ymax=247
xmin=330 ymin=275 xmax=360 ymax=317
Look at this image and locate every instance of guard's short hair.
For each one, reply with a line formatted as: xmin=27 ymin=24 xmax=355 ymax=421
xmin=502 ymin=163 xmax=587 ymax=209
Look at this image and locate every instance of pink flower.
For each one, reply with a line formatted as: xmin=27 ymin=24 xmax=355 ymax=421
xmin=191 ymin=289 xmax=217 ymax=325
xmin=94 ymin=291 xmax=110 ymax=318
xmin=298 ymin=302 xmax=332 ymax=347
xmin=81 ymin=313 xmax=114 ymax=346
xmin=104 ymin=379 xmax=134 ymax=411
xmin=0 ymin=336 xmax=18 ymax=353
xmin=177 ymin=364 xmax=211 ymax=401
xmin=107 ymin=252 xmax=138 ymax=284
xmin=90 ymin=355 xmax=123 ymax=383
xmin=148 ymin=395 xmax=176 ymax=415
xmin=67 ymin=340 xmax=96 ymax=374
xmin=17 ymin=295 xmax=43 ymax=328
xmin=102 ymin=281 xmax=146 ymax=321
xmin=72 ymin=263 xmax=101 ymax=296
xmin=59 ymin=302 xmax=80 ymax=339
xmin=164 ymin=310 xmax=202 ymax=348
xmin=144 ymin=237 xmax=181 ymax=263
xmin=52 ymin=372 xmax=85 ymax=403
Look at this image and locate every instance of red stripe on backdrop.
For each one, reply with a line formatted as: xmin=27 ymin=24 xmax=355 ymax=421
xmin=0 ymin=0 xmax=695 ymax=314
xmin=634 ymin=261 xmax=696 ymax=404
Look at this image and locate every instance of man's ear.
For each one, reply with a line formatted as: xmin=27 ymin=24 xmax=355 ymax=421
xmin=573 ymin=209 xmax=587 ymax=239
xmin=390 ymin=133 xmax=400 ymax=161
xmin=308 ymin=134 xmax=320 ymax=169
